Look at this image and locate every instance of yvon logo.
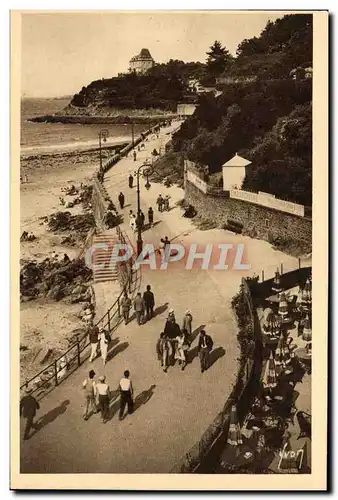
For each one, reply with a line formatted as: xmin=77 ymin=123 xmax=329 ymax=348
xmin=277 ymin=443 xmax=304 ymax=471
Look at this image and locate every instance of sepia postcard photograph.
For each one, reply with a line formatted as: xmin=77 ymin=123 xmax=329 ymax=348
xmin=10 ymin=9 xmax=328 ymax=490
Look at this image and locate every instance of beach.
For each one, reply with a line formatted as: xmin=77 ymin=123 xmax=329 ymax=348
xmin=20 ymin=98 xmax=146 ymax=383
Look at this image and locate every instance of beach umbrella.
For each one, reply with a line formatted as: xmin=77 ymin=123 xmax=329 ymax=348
xmin=274 ymin=334 xmax=286 ymax=375
xmin=271 ymin=270 xmax=282 ymax=294
xmin=302 ymin=314 xmax=312 ymax=343
xmin=227 ymin=405 xmax=243 ymax=446
xmin=262 ymin=351 xmax=278 ymax=389
xmin=278 ymin=293 xmax=290 ymax=322
xmin=262 ymin=308 xmax=281 ymax=336
xmin=301 ymin=278 xmax=312 ymax=312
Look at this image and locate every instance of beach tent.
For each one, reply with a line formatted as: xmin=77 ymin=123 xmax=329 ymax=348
xmin=262 ymin=351 xmax=277 ymax=389
xmin=227 ymin=405 xmax=243 ymax=446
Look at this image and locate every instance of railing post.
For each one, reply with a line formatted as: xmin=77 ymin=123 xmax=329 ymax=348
xmin=77 ymin=336 xmax=81 ymax=367
xmin=298 ymin=257 xmax=301 ymax=269
xmin=281 ymin=263 xmax=283 ymax=275
xmin=54 ymin=360 xmax=58 ymax=386
xmin=117 ymin=297 xmax=121 ymax=317
xmin=262 ymin=270 xmax=264 ymax=282
xmin=108 ymin=309 xmax=111 ymax=331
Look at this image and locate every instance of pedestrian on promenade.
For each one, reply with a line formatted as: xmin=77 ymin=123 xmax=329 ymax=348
xmin=20 ymin=386 xmax=40 ymax=440
xmin=96 ymin=375 xmax=111 ymax=423
xmin=140 ymin=210 xmax=145 ymax=230
xmin=118 ymin=192 xmax=125 ymax=209
xmin=82 ymin=369 xmax=97 ymax=420
xmin=128 ymin=174 xmax=134 ymax=188
xmin=88 ymin=321 xmax=99 ymax=362
xmin=119 ymin=370 xmax=134 ymax=420
xmin=182 ymin=310 xmax=193 ymax=338
xmin=167 ymin=308 xmax=176 ymax=324
xmin=198 ymin=330 xmax=214 ymax=373
xmin=143 ymin=285 xmax=155 ymax=321
xmin=163 ymin=236 xmax=171 ymax=261
xmin=148 ymin=207 xmax=154 ymax=227
xmin=174 ymin=330 xmax=189 ymax=371
xmin=133 ymin=292 xmax=145 ymax=325
xmin=129 ymin=211 xmax=136 ymax=232
xmin=121 ymin=291 xmax=132 ymax=325
xmin=99 ymin=326 xmax=111 ymax=366
xmin=159 ymin=238 xmax=165 ymax=260
xmin=156 ymin=332 xmax=172 ymax=372
xmin=156 ymin=194 xmax=164 ymax=212
xmin=164 ymin=195 xmax=170 ymax=211
xmin=24 ymin=174 xmax=28 ymax=183
xmin=133 ymin=150 xmax=137 ymax=161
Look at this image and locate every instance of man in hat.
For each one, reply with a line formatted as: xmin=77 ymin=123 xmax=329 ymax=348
xmin=82 ymin=369 xmax=97 ymax=420
xmin=95 ymin=375 xmax=111 ymax=423
xmin=120 ymin=291 xmax=132 ymax=325
xmin=20 ymin=387 xmax=40 ymax=440
xmin=133 ymin=292 xmax=145 ymax=325
xmin=119 ymin=370 xmax=134 ymax=420
xmin=128 ymin=174 xmax=134 ymax=188
xmin=198 ymin=330 xmax=214 ymax=373
xmin=143 ymin=285 xmax=155 ymax=321
xmin=156 ymin=194 xmax=164 ymax=212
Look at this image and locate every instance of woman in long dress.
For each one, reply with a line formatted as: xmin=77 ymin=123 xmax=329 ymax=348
xmin=182 ymin=310 xmax=193 ymax=337
xmin=129 ymin=212 xmax=136 ymax=232
xmin=99 ymin=327 xmax=110 ymax=366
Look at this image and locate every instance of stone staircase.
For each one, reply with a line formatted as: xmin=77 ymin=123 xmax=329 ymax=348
xmin=92 ymin=232 xmax=119 ymax=283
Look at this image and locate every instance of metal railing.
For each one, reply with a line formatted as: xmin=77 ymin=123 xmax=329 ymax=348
xmin=20 ymin=225 xmax=137 ymax=400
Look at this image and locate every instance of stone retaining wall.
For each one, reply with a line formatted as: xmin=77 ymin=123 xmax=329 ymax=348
xmin=185 ymin=180 xmax=312 ymax=248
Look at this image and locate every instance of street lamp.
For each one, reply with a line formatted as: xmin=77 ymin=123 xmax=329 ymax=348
xmin=135 ymin=161 xmax=152 ymax=256
xmin=99 ymin=129 xmax=109 ymax=170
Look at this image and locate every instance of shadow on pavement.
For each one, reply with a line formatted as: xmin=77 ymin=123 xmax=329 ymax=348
xmin=186 ymin=345 xmax=199 ymax=365
xmin=33 ymin=399 xmax=70 ymax=435
xmin=107 ymin=342 xmax=129 ymax=362
xmin=153 ymin=302 xmax=169 ymax=318
xmin=209 ymin=347 xmax=226 ymax=369
xmin=134 ymin=384 xmax=156 ymax=412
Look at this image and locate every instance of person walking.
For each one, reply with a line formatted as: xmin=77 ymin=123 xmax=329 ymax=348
xmin=174 ymin=330 xmax=188 ymax=371
xmin=156 ymin=332 xmax=172 ymax=372
xmin=20 ymin=387 xmax=40 ymax=440
xmin=99 ymin=326 xmax=111 ymax=366
xmin=140 ymin=210 xmax=145 ymax=230
xmin=156 ymin=194 xmax=164 ymax=212
xmin=163 ymin=236 xmax=171 ymax=261
xmin=82 ymin=369 xmax=97 ymax=420
xmin=167 ymin=308 xmax=176 ymax=324
xmin=198 ymin=330 xmax=214 ymax=373
xmin=182 ymin=310 xmax=193 ymax=338
xmin=129 ymin=211 xmax=136 ymax=232
xmin=148 ymin=207 xmax=154 ymax=228
xmin=121 ymin=292 xmax=132 ymax=325
xmin=88 ymin=321 xmax=99 ymax=362
xmin=143 ymin=285 xmax=155 ymax=321
xmin=133 ymin=292 xmax=145 ymax=325
xmin=119 ymin=370 xmax=134 ymax=420
xmin=95 ymin=375 xmax=110 ymax=423
xmin=133 ymin=150 xmax=137 ymax=161
xmin=164 ymin=195 xmax=170 ymax=211
xmin=118 ymin=192 xmax=125 ymax=209
xmin=128 ymin=174 xmax=134 ymax=188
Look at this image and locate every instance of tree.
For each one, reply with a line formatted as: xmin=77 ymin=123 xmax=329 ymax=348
xmin=206 ymin=41 xmax=233 ymax=78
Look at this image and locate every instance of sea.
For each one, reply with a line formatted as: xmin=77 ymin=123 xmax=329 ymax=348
xmin=21 ymin=98 xmax=148 ymax=156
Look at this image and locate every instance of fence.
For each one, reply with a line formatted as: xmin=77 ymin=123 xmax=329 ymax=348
xmin=20 ymin=225 xmax=136 ymax=400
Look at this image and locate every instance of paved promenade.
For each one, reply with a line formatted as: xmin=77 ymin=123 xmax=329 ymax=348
xmin=20 ymin=122 xmax=240 ymax=473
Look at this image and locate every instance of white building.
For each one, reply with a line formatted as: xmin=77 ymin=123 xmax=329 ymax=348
xmin=129 ymin=48 xmax=155 ymax=75
xmin=222 ymin=153 xmax=252 ymax=191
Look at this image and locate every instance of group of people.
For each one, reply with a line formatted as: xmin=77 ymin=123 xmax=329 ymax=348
xmin=20 ymin=231 xmax=36 ymax=242
xmin=120 ymin=285 xmax=155 ymax=326
xmin=88 ymin=322 xmax=112 ymax=366
xmin=156 ymin=194 xmax=170 ymax=212
xmin=82 ymin=369 xmax=134 ymax=423
xmin=156 ymin=309 xmax=214 ymax=373
xmin=129 ymin=208 xmax=154 ymax=232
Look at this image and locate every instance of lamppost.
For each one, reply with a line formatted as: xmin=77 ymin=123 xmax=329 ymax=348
xmin=99 ymin=129 xmax=109 ymax=170
xmin=135 ymin=161 xmax=152 ymax=256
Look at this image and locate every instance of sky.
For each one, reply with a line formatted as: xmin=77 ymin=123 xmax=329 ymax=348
xmin=20 ymin=11 xmax=284 ymax=98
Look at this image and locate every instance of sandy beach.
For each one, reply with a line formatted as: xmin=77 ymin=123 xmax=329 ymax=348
xmin=20 ymin=150 xmax=98 ymax=383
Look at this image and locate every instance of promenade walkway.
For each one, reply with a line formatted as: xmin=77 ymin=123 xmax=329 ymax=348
xmin=20 ymin=122 xmax=240 ymax=473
